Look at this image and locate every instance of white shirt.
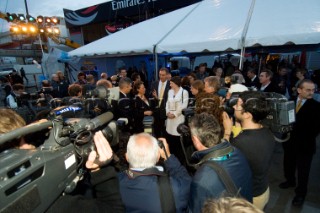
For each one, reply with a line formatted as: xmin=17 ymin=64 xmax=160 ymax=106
xmin=260 ymin=82 xmax=271 ymax=91
xmin=6 ymin=94 xmax=18 ymax=108
xmin=165 ymin=87 xmax=189 ymax=136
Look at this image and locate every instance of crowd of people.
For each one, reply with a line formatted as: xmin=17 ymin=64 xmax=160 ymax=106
xmin=0 ymin=57 xmax=320 ymax=212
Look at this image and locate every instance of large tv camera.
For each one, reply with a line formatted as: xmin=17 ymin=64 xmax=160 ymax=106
xmin=175 ymin=92 xmax=296 ymax=170
xmin=0 ymin=110 xmax=119 ymax=212
xmin=224 ymin=92 xmax=295 ymax=137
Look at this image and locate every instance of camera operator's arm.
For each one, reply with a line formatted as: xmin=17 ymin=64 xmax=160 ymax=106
xmin=158 ymin=138 xmax=192 ymax=208
xmin=159 ymin=138 xmax=191 ymax=179
xmin=47 ymin=131 xmax=125 ymax=213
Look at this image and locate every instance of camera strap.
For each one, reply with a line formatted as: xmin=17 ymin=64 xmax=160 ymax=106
xmin=196 ymin=145 xmax=239 ymax=197
xmin=125 ymin=168 xmax=176 ymax=213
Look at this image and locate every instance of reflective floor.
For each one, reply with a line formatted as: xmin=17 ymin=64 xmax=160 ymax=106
xmin=265 ymin=135 xmax=320 ymax=213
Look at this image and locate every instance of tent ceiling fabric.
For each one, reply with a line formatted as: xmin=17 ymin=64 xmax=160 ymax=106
xmin=156 ymin=0 xmax=251 ymax=54
xmin=68 ymin=0 xmax=320 ymax=58
xmin=245 ymin=0 xmax=320 ymax=47
xmin=68 ymin=3 xmax=199 ymax=57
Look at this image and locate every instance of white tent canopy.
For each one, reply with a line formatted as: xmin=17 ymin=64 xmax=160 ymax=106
xmin=69 ymin=0 xmax=320 ymax=58
xmin=68 ymin=3 xmax=198 ymax=57
xmin=156 ymin=0 xmax=252 ymax=53
xmin=245 ymin=0 xmax=320 ymax=47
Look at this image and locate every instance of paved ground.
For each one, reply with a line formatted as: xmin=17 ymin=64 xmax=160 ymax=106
xmin=265 ymin=135 xmax=320 ymax=213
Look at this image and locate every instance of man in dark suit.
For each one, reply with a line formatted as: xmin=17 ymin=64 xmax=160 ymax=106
xmin=149 ymin=67 xmax=171 ymax=138
xmin=246 ymin=68 xmax=261 ymax=89
xmin=279 ymin=79 xmax=320 ymax=206
xmin=259 ymin=69 xmax=280 ymax=93
xmin=116 ymin=77 xmax=133 ymax=133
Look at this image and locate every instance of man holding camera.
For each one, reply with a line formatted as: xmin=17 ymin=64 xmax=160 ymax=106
xmin=47 ymin=131 xmax=125 ymax=212
xmin=188 ymin=113 xmax=252 ymax=213
xmin=224 ymin=91 xmax=275 ymax=210
xmin=118 ymin=133 xmax=191 ymax=213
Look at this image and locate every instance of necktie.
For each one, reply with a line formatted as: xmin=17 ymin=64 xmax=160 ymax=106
xmin=296 ymin=99 xmax=302 ymax=113
xmin=159 ymin=82 xmax=165 ymax=106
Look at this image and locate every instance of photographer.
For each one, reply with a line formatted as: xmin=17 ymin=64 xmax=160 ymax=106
xmin=223 ymin=91 xmax=275 ymax=210
xmin=118 ymin=133 xmax=191 ymax=213
xmin=47 ymin=131 xmax=125 ymax=213
xmin=188 ymin=113 xmax=252 ymax=213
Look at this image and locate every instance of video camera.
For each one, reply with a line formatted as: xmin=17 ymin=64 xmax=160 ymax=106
xmin=224 ymin=92 xmax=295 ymax=135
xmin=0 ymin=111 xmax=119 ymax=212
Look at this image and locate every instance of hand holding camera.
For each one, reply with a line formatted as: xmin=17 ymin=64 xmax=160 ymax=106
xmin=86 ymin=131 xmax=113 ymax=172
xmin=158 ymin=138 xmax=171 ymax=160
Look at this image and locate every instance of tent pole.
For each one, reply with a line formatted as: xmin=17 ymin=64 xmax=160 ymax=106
xmin=153 ymin=45 xmax=158 ymax=81
xmin=239 ymin=0 xmax=256 ymax=70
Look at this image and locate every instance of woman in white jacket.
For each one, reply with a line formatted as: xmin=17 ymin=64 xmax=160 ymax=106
xmin=166 ymin=76 xmax=189 ymax=164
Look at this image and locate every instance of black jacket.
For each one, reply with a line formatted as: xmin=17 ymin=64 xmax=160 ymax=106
xmin=291 ymin=98 xmax=320 ymax=154
xmin=47 ymin=166 xmax=125 ymax=213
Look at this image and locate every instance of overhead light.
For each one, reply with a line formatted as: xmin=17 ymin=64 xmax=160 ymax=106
xmin=6 ymin=13 xmax=18 ymax=22
xmin=53 ymin=27 xmax=60 ymax=35
xmin=37 ymin=16 xmax=44 ymax=23
xmin=51 ymin=17 xmax=60 ymax=25
xmin=10 ymin=25 xmax=20 ymax=33
xmin=27 ymin=15 xmax=36 ymax=23
xmin=29 ymin=25 xmax=38 ymax=33
xmin=45 ymin=17 xmax=51 ymax=24
xmin=18 ymin=14 xmax=26 ymax=22
xmin=21 ymin=24 xmax=28 ymax=33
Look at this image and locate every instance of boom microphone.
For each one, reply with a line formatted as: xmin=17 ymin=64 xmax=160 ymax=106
xmin=85 ymin=111 xmax=114 ymax=130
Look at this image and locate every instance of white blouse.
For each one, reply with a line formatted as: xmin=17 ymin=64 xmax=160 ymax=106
xmin=165 ymin=87 xmax=189 ymax=136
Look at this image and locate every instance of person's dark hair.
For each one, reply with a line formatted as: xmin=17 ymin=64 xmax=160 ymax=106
xmin=191 ymin=80 xmax=204 ymax=94
xmin=247 ymin=67 xmax=256 ymax=75
xmin=199 ymin=63 xmax=206 ymax=68
xmin=68 ymin=84 xmax=82 ymax=96
xmin=77 ymin=72 xmax=85 ymax=78
xmin=181 ymin=76 xmax=190 ymax=87
xmin=159 ymin=67 xmax=169 ymax=74
xmin=119 ymin=77 xmax=132 ymax=89
xmin=297 ymin=79 xmax=314 ymax=89
xmin=171 ymin=76 xmax=181 ymax=87
xmin=133 ymin=80 xmax=144 ymax=95
xmin=12 ymin=83 xmax=24 ymax=91
xmin=189 ymin=113 xmax=222 ymax=148
xmin=187 ymin=72 xmax=197 ymax=80
xmin=131 ymin=72 xmax=140 ymax=82
xmin=239 ymin=91 xmax=270 ymax=123
xmin=260 ymin=69 xmax=273 ymax=79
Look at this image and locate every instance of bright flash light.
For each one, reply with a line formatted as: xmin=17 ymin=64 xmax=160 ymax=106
xmin=29 ymin=26 xmax=37 ymax=33
xmin=53 ymin=27 xmax=60 ymax=35
xmin=21 ymin=25 xmax=28 ymax=32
